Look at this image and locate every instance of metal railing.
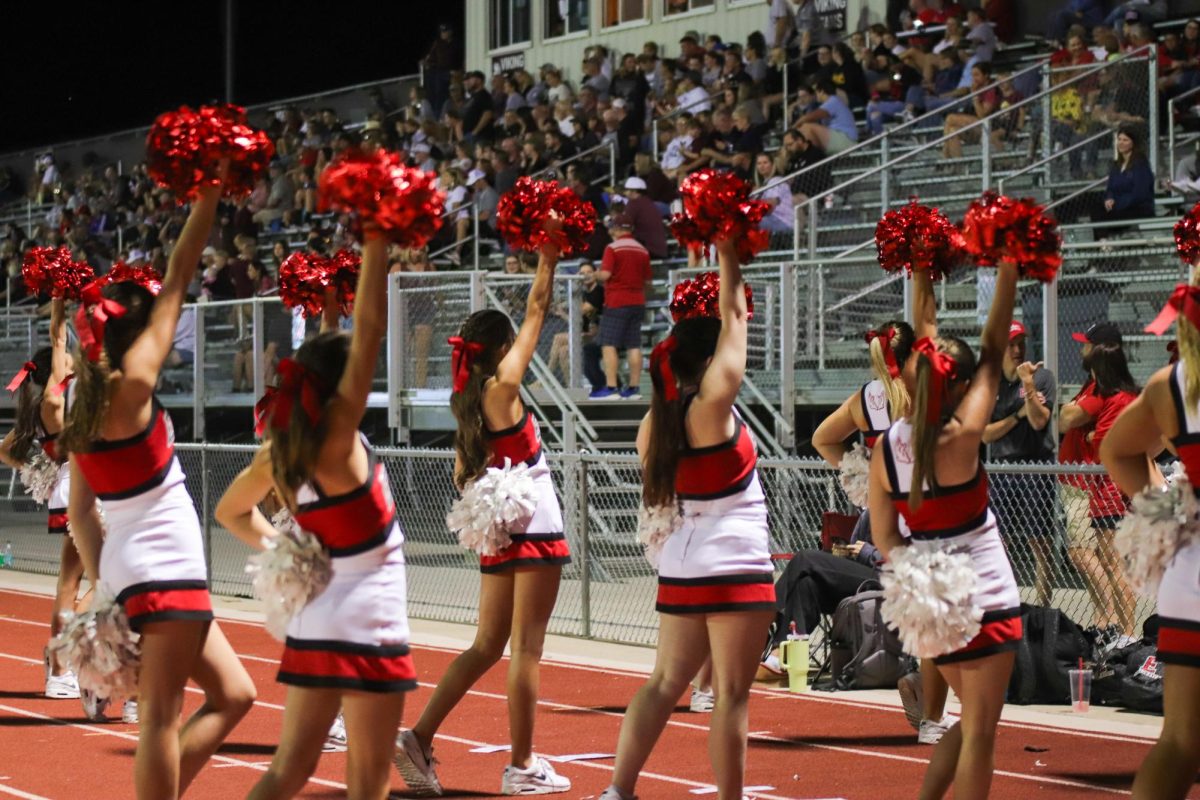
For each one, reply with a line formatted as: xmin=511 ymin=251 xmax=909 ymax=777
xmin=651 ymin=86 xmax=726 ymax=162
xmin=1167 ymin=83 xmax=1200 ymax=183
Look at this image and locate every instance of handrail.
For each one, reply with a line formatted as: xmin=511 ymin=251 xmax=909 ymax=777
xmin=531 ymin=139 xmax=617 ymax=189
xmin=757 ymin=56 xmax=1050 ymax=200
xmin=997 ymin=127 xmax=1113 ymax=193
xmin=791 ymin=48 xmax=1154 ymax=260
xmin=1168 ymin=84 xmax=1200 ymax=182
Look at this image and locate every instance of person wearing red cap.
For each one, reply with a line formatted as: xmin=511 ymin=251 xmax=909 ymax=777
xmin=1058 ymin=322 xmax=1139 ymax=649
xmin=982 ymin=319 xmax=1057 ymax=606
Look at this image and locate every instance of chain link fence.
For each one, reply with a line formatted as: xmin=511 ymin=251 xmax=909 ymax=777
xmin=0 ymin=445 xmax=1155 ymax=647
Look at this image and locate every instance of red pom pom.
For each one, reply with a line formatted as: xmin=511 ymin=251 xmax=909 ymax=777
xmin=875 ymin=199 xmax=965 ymax=281
xmin=145 ymin=104 xmax=274 ymax=202
xmin=328 ymin=249 xmax=361 ymax=317
xmin=21 ymin=247 xmax=94 ymax=300
xmin=495 ymin=177 xmax=596 ymax=255
xmin=318 ymin=149 xmax=445 ymax=247
xmin=670 ymin=170 xmax=771 ymax=261
xmin=961 ymin=192 xmax=1062 ymax=283
xmin=104 ymin=261 xmax=163 ymax=295
xmin=669 ymin=271 xmax=754 ymax=322
xmin=278 ymin=252 xmax=331 ymax=318
xmin=1175 ymin=200 xmax=1200 ymax=265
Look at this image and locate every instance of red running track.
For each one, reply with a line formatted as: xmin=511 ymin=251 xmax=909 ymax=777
xmin=0 ymin=588 xmax=1193 ymax=799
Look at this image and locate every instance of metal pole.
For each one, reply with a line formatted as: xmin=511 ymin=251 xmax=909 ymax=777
xmin=807 ymin=202 xmax=818 ymax=260
xmin=792 ymin=203 xmax=802 ymax=262
xmin=201 ymin=449 xmax=211 ymax=574
xmin=386 ymin=274 xmax=403 ymax=433
xmin=817 ymin=264 xmax=826 ymax=370
xmin=1041 ymin=67 xmax=1052 ymax=188
xmin=1169 ymin=95 xmax=1178 ymax=183
xmin=782 ymin=59 xmax=790 ymax=131
xmin=1043 ymin=276 xmax=1059 ymax=439
xmin=608 ymin=141 xmax=616 ymax=191
xmin=579 ymin=451 xmax=591 ymax=639
xmin=778 ymin=264 xmax=796 ymax=449
xmin=194 ymin=306 xmax=206 ymax=441
xmin=566 ymin=279 xmax=581 ymax=389
xmin=224 ymin=0 xmax=235 ymax=103
xmin=251 ymin=298 xmax=265 ymax=402
xmin=652 ymin=118 xmax=660 ymax=162
xmin=1149 ymin=49 xmax=1160 ymax=181
xmin=981 ymin=118 xmax=992 ymax=191
xmin=880 ymin=136 xmax=890 ymax=218
xmin=472 ymin=202 xmax=480 ymax=271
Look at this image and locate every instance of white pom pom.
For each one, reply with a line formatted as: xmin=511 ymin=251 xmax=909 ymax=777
xmin=839 ymin=444 xmax=871 ymax=508
xmin=637 ymin=503 xmax=681 ymax=566
xmin=1115 ymin=477 xmax=1200 ymax=597
xmin=47 ymin=591 xmax=140 ymax=697
xmin=880 ymin=543 xmax=982 ymax=659
xmin=245 ymin=508 xmax=333 ymax=641
xmin=19 ymin=451 xmax=59 ymax=505
xmin=447 ymin=459 xmax=538 ymax=556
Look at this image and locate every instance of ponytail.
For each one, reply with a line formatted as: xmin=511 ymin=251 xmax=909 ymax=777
xmin=644 ymin=339 xmax=686 ymax=508
xmin=869 ymin=335 xmax=910 ymax=419
xmin=8 ymin=347 xmax=52 ymax=463
xmin=907 ymin=355 xmax=940 ymax=511
xmin=61 ymin=355 xmax=111 ymax=454
xmin=867 ymin=321 xmax=914 ymax=420
xmin=1180 ymin=314 xmax=1200 ymax=409
xmin=448 ymin=309 xmax=517 ymax=489
xmin=451 ymin=365 xmax=491 ymax=489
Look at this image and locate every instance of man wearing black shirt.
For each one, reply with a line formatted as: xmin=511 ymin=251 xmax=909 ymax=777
xmin=461 ymin=71 xmax=495 ymax=144
xmin=611 ymin=53 xmax=650 ymax=131
xmin=422 ymin=23 xmax=462 ymax=115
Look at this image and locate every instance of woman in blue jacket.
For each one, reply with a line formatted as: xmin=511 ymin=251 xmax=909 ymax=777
xmin=1091 ymin=124 xmax=1155 ymax=239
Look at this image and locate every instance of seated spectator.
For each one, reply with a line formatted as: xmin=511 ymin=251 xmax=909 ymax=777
xmin=904 ymin=48 xmax=965 ymax=116
xmin=796 ymin=79 xmax=860 ymax=155
xmin=674 ymin=71 xmax=713 ymax=115
xmin=1158 ymin=27 xmax=1200 ymax=97
xmin=702 ymin=108 xmax=765 ymax=168
xmin=615 ymin=176 xmax=668 ymax=259
xmin=167 ymin=303 xmax=197 ymax=369
xmin=201 ymin=246 xmax=237 ymax=301
xmin=1104 ymin=0 xmax=1166 ymax=34
xmin=755 ymin=153 xmax=794 ymax=233
xmin=1166 ymin=139 xmax=1200 ymax=203
xmin=942 ymin=61 xmax=998 ymax=162
xmin=582 ymin=56 xmax=612 ymax=101
xmin=491 ymin=149 xmax=521 ymax=194
xmin=828 ymin=42 xmax=870 ymax=108
xmin=461 ymin=70 xmax=496 ymax=144
xmin=989 ymin=76 xmax=1026 ymax=152
xmin=965 ymin=8 xmax=996 ymax=62
xmin=612 ymin=53 xmax=650 ymax=129
xmin=1091 ymin=124 xmax=1155 ymax=238
xmin=865 ymin=52 xmax=923 ymax=134
xmin=631 ymin=151 xmax=677 ymax=211
xmin=251 ymin=161 xmax=295 ymax=228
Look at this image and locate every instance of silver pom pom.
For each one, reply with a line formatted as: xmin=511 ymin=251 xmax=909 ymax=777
xmin=47 ymin=591 xmax=140 ymax=698
xmin=637 ymin=503 xmax=682 ymax=566
xmin=447 ymin=459 xmax=538 ymax=556
xmin=245 ymin=508 xmax=334 ymax=641
xmin=880 ymin=543 xmax=982 ymax=659
xmin=1115 ymin=477 xmax=1200 ymax=596
xmin=839 ymin=444 xmax=871 ymax=508
xmin=19 ymin=451 xmax=59 ymax=505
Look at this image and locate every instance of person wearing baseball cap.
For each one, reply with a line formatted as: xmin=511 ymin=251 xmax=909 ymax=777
xmin=467 ymin=168 xmax=499 ymax=242
xmin=617 ymin=176 xmax=667 ymax=258
xmin=1070 ymin=321 xmax=1123 ymax=348
xmin=986 ymin=317 xmax=1058 ymax=607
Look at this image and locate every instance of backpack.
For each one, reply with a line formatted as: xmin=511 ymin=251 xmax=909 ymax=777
xmin=1007 ymin=605 xmax=1094 ymax=705
xmin=826 ymin=583 xmax=914 ymax=690
xmin=1090 ymin=638 xmax=1143 ymax=707
xmin=1120 ymin=645 xmax=1164 ymax=713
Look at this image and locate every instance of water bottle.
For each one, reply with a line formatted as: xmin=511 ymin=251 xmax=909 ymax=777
xmin=778 ymin=622 xmax=810 ymax=693
xmin=1 ymin=541 xmax=12 ymax=568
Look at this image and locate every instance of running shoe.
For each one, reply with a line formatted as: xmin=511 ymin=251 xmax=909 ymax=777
xmin=45 ymin=671 xmax=80 ymax=699
xmin=689 ymin=687 xmax=715 ymax=713
xmin=81 ymin=689 xmax=110 ymax=721
xmin=755 ymin=654 xmax=785 ymax=683
xmin=589 ymin=387 xmax=619 ymax=400
xmin=394 ymin=729 xmax=443 ymax=796
xmin=325 ymin=712 xmax=347 ymax=751
xmin=917 ymin=716 xmax=953 ymax=745
xmin=618 ymin=386 xmax=642 ymax=400
xmin=122 ymin=700 xmax=139 ymax=724
xmin=598 ymin=787 xmax=636 ymax=800
xmin=897 ymin=671 xmax=922 ymax=731
xmin=500 ymin=756 xmax=570 ymax=795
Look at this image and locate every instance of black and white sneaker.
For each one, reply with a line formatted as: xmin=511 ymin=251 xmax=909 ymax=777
xmin=500 ymin=756 xmax=570 ymax=795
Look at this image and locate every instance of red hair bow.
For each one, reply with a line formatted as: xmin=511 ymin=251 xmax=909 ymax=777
xmin=6 ymin=361 xmax=37 ymax=393
xmin=448 ymin=336 xmax=485 ymax=393
xmin=651 ymin=335 xmax=680 ymax=401
xmin=74 ymin=280 xmax=127 ymax=362
xmin=1146 ymin=284 xmax=1200 ymax=336
xmin=254 ymin=359 xmax=323 ymax=436
xmin=912 ymin=337 xmax=958 ymax=425
xmin=865 ymin=327 xmax=900 ymax=378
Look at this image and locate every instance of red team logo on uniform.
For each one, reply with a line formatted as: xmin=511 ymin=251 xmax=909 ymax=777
xmin=894 ymin=439 xmax=914 ymax=464
xmin=867 ymin=388 xmax=887 ymax=412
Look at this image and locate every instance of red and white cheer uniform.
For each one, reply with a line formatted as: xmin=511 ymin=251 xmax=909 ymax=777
xmin=860 ymin=379 xmax=892 ymax=448
xmin=1159 ymin=363 xmax=1200 ymax=667
xmin=37 ymin=430 xmax=70 ymax=535
xmin=284 ymin=436 xmax=416 ymax=693
xmin=881 ymin=420 xmax=1023 ymax=664
xmin=656 ymin=405 xmax=776 ymax=615
xmin=479 ymin=407 xmax=571 ymax=573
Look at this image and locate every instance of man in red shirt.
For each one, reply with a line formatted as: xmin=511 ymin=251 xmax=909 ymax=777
xmin=593 ymin=214 xmax=652 ymax=399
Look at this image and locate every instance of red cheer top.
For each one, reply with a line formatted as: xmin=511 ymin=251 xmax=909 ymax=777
xmin=73 ymin=400 xmax=177 ymax=502
xmin=675 ymin=412 xmax=758 ymax=501
xmin=294 ymin=445 xmax=398 ymax=557
xmin=486 ymin=407 xmax=543 ymax=468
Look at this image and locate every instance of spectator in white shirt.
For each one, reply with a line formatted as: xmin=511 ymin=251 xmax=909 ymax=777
xmin=677 ymin=71 xmax=713 ymax=113
xmin=769 ymin=0 xmax=797 ymax=49
xmin=756 ymin=154 xmax=795 ymax=233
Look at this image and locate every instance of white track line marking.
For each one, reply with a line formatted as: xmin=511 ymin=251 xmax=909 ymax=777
xmin=0 ymin=783 xmax=51 ymax=800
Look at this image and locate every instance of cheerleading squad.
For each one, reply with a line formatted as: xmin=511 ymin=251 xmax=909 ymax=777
xmin=3 ymin=103 xmax=1200 ymax=800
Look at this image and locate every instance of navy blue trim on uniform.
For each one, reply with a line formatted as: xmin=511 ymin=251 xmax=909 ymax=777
xmin=300 ymin=447 xmax=378 ymax=507
xmin=485 ymin=408 xmax=530 ymax=439
xmin=860 ymin=382 xmax=890 ymax=439
xmin=94 ymin=458 xmax=176 ymax=502
xmin=682 ymin=415 xmax=744 ymax=456
xmin=325 ymin=516 xmax=396 ymax=558
xmin=284 ymin=637 xmax=412 ymax=656
xmin=506 ymin=531 xmax=567 ymax=542
xmin=656 ymin=600 xmax=777 ymax=615
xmin=888 ymin=469 xmax=984 ymax=501
xmin=88 ymin=400 xmax=164 ymax=452
xmin=908 ymin=509 xmax=991 ymax=540
xmin=276 ymin=672 xmax=419 ymax=693
xmin=129 ymin=610 xmax=214 ymax=631
xmin=1171 ymin=362 xmax=1189 ymax=435
xmin=657 ymin=572 xmax=775 ymax=586
xmin=479 ymin=554 xmax=572 ymax=573
xmin=115 ymin=579 xmax=209 ymax=604
xmin=677 ymin=467 xmax=757 ymax=501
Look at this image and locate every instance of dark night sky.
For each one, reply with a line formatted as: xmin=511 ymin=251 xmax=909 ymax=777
xmin=0 ymin=1 xmax=466 ymax=152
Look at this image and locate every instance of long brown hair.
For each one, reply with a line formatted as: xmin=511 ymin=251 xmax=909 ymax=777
xmin=8 ymin=346 xmax=52 ymax=463
xmin=643 ymin=317 xmax=722 ymax=508
xmin=450 ymin=309 xmax=516 ymax=489
xmin=61 ymin=282 xmax=154 ymax=454
xmin=265 ymin=332 xmax=349 ymax=509
xmin=908 ymin=336 xmax=976 ymax=510
xmin=868 ymin=320 xmax=914 ymax=420
xmin=1180 ymin=272 xmax=1200 ymax=408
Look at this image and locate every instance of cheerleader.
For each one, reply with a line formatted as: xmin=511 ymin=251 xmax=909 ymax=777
xmin=62 ymin=176 xmax=256 ymax=799
xmin=214 ymin=231 xmax=411 ymax=799
xmin=867 ymin=263 xmax=1022 ymax=800
xmin=600 ymin=239 xmax=774 ymax=800
xmin=0 ymin=298 xmax=89 ymax=700
xmin=1099 ymin=277 xmax=1200 ymax=800
xmin=395 ymin=225 xmax=570 ymax=796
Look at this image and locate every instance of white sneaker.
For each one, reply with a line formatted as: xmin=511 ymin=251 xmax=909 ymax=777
xmin=689 ymin=687 xmax=714 ymax=713
xmin=918 ymin=716 xmax=953 ymax=745
xmin=324 ymin=712 xmax=347 ymax=751
xmin=500 ymin=756 xmax=570 ymax=795
xmin=598 ymin=788 xmax=635 ymax=800
xmin=122 ymin=700 xmax=139 ymax=724
xmin=45 ymin=671 xmax=80 ymax=699
xmin=394 ymin=729 xmax=442 ymax=796
xmin=81 ymin=688 xmax=110 ymax=721
xmin=897 ymin=672 xmax=922 ymax=731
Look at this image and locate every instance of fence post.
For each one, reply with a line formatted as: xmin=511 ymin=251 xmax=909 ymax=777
xmin=194 ymin=308 xmax=206 ymax=441
xmin=251 ymin=299 xmax=265 ymax=402
xmin=387 ymin=273 xmax=404 ymax=436
xmin=981 ymin=117 xmax=992 ymax=192
xmin=807 ymin=201 xmax=818 ymax=260
xmin=1043 ymin=275 xmax=1060 ymax=434
xmin=1041 ymin=66 xmax=1052 ymax=188
xmin=608 ymin=140 xmax=617 ymax=193
xmin=1149 ymin=50 xmax=1160 ymax=181
xmin=567 ymin=279 xmax=581 ymax=389
xmin=472 ymin=202 xmax=481 ymax=271
xmin=817 ymin=264 xmax=826 ymax=371
xmin=652 ymin=117 xmax=660 ymax=163
xmin=469 ymin=270 xmax=485 ymax=313
xmin=579 ymin=451 xmax=591 ymax=639
xmin=201 ymin=448 xmax=212 ymax=576
xmin=783 ymin=59 xmax=790 ymax=131
xmin=880 ymin=136 xmax=890 ymax=219
xmin=1169 ymin=94 xmax=1178 ymax=183
xmin=778 ymin=263 xmax=796 ymax=449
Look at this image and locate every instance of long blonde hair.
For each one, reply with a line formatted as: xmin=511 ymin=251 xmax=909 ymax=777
xmin=1180 ymin=271 xmax=1200 ymax=408
xmin=867 ymin=320 xmax=915 ymax=420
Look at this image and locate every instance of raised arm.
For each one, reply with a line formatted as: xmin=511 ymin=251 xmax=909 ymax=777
xmin=120 ymin=182 xmax=223 ymax=394
xmin=214 ymin=446 xmax=278 ymax=552
xmin=913 ymin=269 xmax=937 ymax=341
xmin=491 ymin=239 xmax=560 ymax=398
xmin=696 ymin=238 xmax=748 ymax=410
xmin=321 ymin=235 xmax=388 ymax=459
xmin=48 ymin=298 xmax=70 ymax=383
xmin=320 ymin=286 xmax=340 ymax=334
xmin=956 ymin=261 xmax=1018 ymax=435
